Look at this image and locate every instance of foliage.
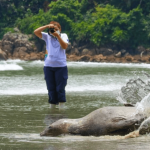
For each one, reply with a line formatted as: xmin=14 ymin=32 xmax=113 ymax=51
xmin=1 ymin=0 xmax=150 ymax=50
xmin=0 ymin=0 xmax=52 ymax=38
xmin=72 ymin=5 xmax=149 ymax=48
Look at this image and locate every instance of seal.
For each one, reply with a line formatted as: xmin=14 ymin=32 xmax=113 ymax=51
xmin=139 ymin=116 xmax=150 ymax=135
xmin=40 ymin=106 xmax=145 ymax=136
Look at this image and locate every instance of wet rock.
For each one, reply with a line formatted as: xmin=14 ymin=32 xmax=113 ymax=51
xmin=93 ymin=54 xmax=106 ymax=62
xmin=66 ymin=42 xmax=72 ymax=53
xmin=13 ymin=47 xmax=28 ymax=58
xmin=0 ymin=40 xmax=2 ymax=49
xmin=96 ymin=48 xmax=114 ymax=56
xmin=2 ymin=41 xmax=14 ymax=54
xmin=79 ymin=55 xmax=90 ymax=61
xmin=13 ymin=27 xmax=20 ymax=32
xmin=30 ymin=52 xmax=39 ymax=60
xmin=115 ymin=51 xmax=121 ymax=58
xmin=136 ymin=46 xmax=146 ymax=55
xmin=139 ymin=117 xmax=150 ymax=135
xmin=0 ymin=48 xmax=7 ymax=60
xmin=70 ymin=48 xmax=80 ymax=55
xmin=125 ymin=55 xmax=134 ymax=62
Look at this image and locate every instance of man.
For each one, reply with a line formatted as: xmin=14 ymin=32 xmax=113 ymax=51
xmin=34 ymin=21 xmax=69 ymax=109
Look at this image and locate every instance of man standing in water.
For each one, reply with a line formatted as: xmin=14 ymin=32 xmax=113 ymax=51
xmin=34 ymin=21 xmax=69 ymax=109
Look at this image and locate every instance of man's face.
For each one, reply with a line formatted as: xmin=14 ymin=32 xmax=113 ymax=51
xmin=53 ymin=24 xmax=61 ymax=32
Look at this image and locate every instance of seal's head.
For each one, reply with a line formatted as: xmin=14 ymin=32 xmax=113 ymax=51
xmin=40 ymin=119 xmax=70 ymax=136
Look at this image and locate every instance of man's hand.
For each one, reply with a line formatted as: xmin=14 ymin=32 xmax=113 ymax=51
xmin=47 ymin=24 xmax=55 ymax=29
xmin=51 ymin=31 xmax=59 ymax=37
xmin=48 ymin=24 xmax=60 ymax=37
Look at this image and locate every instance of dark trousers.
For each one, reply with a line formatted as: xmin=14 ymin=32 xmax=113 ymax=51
xmin=43 ymin=66 xmax=68 ymax=104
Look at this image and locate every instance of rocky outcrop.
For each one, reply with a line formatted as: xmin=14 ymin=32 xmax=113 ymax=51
xmin=1 ymin=29 xmax=150 ymax=63
xmin=0 ymin=48 xmax=7 ymax=60
xmin=0 ymin=29 xmax=45 ymax=61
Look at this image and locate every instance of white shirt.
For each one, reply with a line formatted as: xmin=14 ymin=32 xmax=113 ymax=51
xmin=41 ymin=32 xmax=69 ymax=67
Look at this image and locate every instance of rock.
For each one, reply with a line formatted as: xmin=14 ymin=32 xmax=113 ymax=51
xmin=70 ymin=48 xmax=80 ymax=55
xmin=40 ymin=106 xmax=145 ymax=136
xmin=139 ymin=117 xmax=150 ymax=135
xmin=81 ymin=48 xmax=90 ymax=55
xmin=13 ymin=47 xmax=28 ymax=58
xmin=121 ymin=49 xmax=127 ymax=56
xmin=93 ymin=54 xmax=106 ymax=62
xmin=0 ymin=40 xmax=2 ymax=49
xmin=96 ymin=48 xmax=113 ymax=56
xmin=2 ymin=41 xmax=14 ymax=54
xmin=30 ymin=52 xmax=39 ymax=60
xmin=115 ymin=51 xmax=121 ymax=58
xmin=66 ymin=42 xmax=72 ymax=53
xmin=0 ymin=49 xmax=7 ymax=60
xmin=13 ymin=27 xmax=20 ymax=32
xmin=79 ymin=55 xmax=90 ymax=61
xmin=136 ymin=46 xmax=146 ymax=54
xmin=73 ymin=41 xmax=77 ymax=47
xmin=125 ymin=55 xmax=134 ymax=62
xmin=14 ymin=39 xmax=33 ymax=52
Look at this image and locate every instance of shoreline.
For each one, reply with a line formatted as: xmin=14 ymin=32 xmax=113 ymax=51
xmin=66 ymin=54 xmax=150 ymax=64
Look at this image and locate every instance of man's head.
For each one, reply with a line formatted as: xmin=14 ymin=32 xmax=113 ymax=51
xmin=49 ymin=21 xmax=61 ymax=32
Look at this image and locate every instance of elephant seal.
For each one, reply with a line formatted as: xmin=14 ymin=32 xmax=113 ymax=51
xmin=40 ymin=106 xmax=145 ymax=136
xmin=139 ymin=116 xmax=150 ymax=135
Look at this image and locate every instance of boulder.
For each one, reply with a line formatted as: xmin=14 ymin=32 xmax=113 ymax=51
xmin=96 ymin=48 xmax=114 ymax=56
xmin=115 ymin=51 xmax=121 ymax=58
xmin=2 ymin=41 xmax=14 ymax=54
xmin=0 ymin=49 xmax=7 ymax=60
xmin=79 ymin=55 xmax=91 ymax=61
xmin=13 ymin=47 xmax=28 ymax=58
xmin=70 ymin=48 xmax=80 ymax=55
xmin=30 ymin=52 xmax=39 ymax=60
xmin=0 ymin=40 xmax=2 ymax=49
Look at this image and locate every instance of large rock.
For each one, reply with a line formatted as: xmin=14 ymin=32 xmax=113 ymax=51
xmin=0 ymin=40 xmax=2 ymax=49
xmin=13 ymin=47 xmax=28 ymax=58
xmin=14 ymin=39 xmax=33 ymax=51
xmin=2 ymin=41 xmax=14 ymax=54
xmin=136 ymin=46 xmax=146 ymax=55
xmin=81 ymin=48 xmax=96 ymax=56
xmin=40 ymin=106 xmax=145 ymax=136
xmin=0 ymin=49 xmax=7 ymax=60
xmin=139 ymin=117 xmax=150 ymax=135
xmin=70 ymin=48 xmax=80 ymax=55
xmin=96 ymin=48 xmax=114 ymax=56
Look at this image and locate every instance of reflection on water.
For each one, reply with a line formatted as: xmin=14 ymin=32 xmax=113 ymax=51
xmin=0 ymin=60 xmax=150 ymax=149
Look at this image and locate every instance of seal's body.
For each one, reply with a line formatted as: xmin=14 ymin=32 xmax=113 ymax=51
xmin=40 ymin=107 xmax=145 ymax=136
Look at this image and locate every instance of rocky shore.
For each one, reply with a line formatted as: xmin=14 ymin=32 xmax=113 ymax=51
xmin=1 ymin=29 xmax=150 ymax=63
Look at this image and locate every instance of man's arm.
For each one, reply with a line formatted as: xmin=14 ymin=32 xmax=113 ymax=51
xmin=52 ymin=32 xmax=68 ymax=49
xmin=56 ymin=35 xmax=68 ymax=49
xmin=34 ymin=24 xmax=54 ymax=38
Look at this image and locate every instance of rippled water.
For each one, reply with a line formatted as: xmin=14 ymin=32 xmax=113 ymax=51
xmin=0 ymin=60 xmax=150 ymax=150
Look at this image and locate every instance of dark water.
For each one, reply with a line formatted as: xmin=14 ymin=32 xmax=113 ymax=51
xmin=0 ymin=60 xmax=150 ymax=150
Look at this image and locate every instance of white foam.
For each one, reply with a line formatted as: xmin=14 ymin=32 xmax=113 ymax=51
xmin=136 ymin=93 xmax=150 ymax=117
xmin=0 ymin=63 xmax=23 ymax=71
xmin=67 ymin=62 xmax=150 ymax=68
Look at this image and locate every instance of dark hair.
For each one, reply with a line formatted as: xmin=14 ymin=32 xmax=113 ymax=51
xmin=49 ymin=21 xmax=61 ymax=31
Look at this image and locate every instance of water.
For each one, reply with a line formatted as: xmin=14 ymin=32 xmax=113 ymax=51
xmin=0 ymin=60 xmax=150 ymax=150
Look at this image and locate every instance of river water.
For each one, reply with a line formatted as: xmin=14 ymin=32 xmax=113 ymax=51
xmin=0 ymin=60 xmax=150 ymax=150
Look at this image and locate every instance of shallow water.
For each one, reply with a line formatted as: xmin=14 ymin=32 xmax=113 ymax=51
xmin=0 ymin=60 xmax=150 ymax=150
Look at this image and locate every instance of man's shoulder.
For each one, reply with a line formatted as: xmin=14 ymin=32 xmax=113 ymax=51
xmin=42 ymin=32 xmax=48 ymax=36
xmin=61 ymin=33 xmax=68 ymax=37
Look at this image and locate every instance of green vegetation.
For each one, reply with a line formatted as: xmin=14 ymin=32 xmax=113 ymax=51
xmin=1 ymin=0 xmax=150 ymax=50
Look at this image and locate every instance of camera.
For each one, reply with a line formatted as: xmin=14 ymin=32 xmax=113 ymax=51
xmin=48 ymin=28 xmax=55 ymax=33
